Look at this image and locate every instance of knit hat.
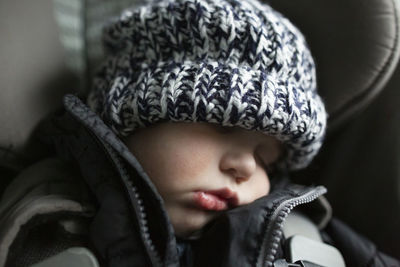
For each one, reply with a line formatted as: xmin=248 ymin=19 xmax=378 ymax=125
xmin=87 ymin=0 xmax=327 ymax=170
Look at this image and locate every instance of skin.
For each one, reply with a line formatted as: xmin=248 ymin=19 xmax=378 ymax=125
xmin=125 ymin=122 xmax=282 ymax=237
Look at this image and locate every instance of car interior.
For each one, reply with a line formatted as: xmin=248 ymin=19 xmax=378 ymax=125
xmin=1 ymin=0 xmax=399 ymax=260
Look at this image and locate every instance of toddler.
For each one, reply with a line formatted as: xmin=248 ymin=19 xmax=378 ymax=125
xmin=1 ymin=0 xmax=399 ymax=266
xmin=87 ymin=0 xmax=326 ymax=243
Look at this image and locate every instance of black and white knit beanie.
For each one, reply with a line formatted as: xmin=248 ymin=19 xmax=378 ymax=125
xmin=87 ymin=0 xmax=327 ymax=170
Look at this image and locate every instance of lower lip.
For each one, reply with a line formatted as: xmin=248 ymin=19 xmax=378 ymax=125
xmin=193 ymin=191 xmax=228 ymax=211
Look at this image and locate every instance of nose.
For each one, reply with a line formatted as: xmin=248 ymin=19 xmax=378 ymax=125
xmin=219 ymin=150 xmax=257 ymax=183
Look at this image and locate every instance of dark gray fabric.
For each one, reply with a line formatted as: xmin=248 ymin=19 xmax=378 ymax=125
xmin=325 ymin=218 xmax=400 ymax=267
xmin=0 ymin=157 xmax=95 ymax=267
xmin=0 ymin=158 xmax=85 ymax=216
xmin=7 ymin=221 xmax=89 ymax=267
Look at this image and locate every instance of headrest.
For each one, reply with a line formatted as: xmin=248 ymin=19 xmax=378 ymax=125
xmin=269 ymin=0 xmax=400 ymax=133
xmin=0 ymin=0 xmax=77 ymax=170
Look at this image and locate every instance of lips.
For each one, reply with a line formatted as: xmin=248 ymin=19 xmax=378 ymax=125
xmin=193 ymin=188 xmax=239 ymax=211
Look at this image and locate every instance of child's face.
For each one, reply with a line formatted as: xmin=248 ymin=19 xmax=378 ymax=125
xmin=125 ymin=122 xmax=282 ymax=237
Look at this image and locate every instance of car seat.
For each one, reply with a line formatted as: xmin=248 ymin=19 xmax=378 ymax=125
xmin=1 ymin=0 xmax=399 ymax=259
xmin=268 ymin=0 xmax=400 ymax=258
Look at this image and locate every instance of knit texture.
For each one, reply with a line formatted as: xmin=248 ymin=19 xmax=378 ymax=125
xmin=87 ymin=0 xmax=327 ymax=170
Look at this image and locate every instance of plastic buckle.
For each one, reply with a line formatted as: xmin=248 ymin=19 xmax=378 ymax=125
xmin=273 ymin=259 xmax=323 ymax=267
xmin=31 ymin=247 xmax=99 ymax=267
xmin=285 ymin=235 xmax=345 ymax=267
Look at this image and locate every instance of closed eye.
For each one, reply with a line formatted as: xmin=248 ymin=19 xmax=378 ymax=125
xmin=215 ymin=125 xmax=235 ymax=134
xmin=264 ymin=162 xmax=278 ymax=178
xmin=255 ymin=147 xmax=281 ymax=179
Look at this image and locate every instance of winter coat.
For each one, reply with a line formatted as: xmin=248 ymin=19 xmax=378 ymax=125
xmin=0 ymin=94 xmax=398 ymax=267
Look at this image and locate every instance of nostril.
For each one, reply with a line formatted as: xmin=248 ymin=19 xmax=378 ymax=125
xmin=235 ymin=176 xmax=250 ymax=184
xmin=220 ymin=151 xmax=257 ymax=179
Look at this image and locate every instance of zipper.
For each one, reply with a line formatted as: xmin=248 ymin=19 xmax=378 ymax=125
xmin=257 ymin=186 xmax=327 ymax=267
xmin=103 ymin=141 xmax=163 ymax=267
xmin=67 ymin=112 xmax=164 ymax=267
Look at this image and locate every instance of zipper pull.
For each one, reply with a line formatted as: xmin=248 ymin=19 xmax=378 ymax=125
xmin=273 ymin=259 xmax=302 ymax=267
xmin=273 ymin=259 xmax=324 ymax=267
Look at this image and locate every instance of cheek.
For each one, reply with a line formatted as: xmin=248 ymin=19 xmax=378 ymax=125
xmin=243 ymin=169 xmax=270 ymax=202
xmin=130 ymin=132 xmax=219 ymax=194
xmin=168 ymin=142 xmax=212 ymax=179
xmin=257 ymin=178 xmax=270 ymax=197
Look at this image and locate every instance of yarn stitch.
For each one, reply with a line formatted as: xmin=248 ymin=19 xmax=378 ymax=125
xmin=88 ymin=0 xmax=327 ymax=170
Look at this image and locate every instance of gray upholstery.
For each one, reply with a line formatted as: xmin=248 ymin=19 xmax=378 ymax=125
xmin=0 ymin=0 xmax=77 ymax=170
xmin=0 ymin=158 xmax=93 ymax=267
xmin=269 ymin=0 xmax=400 ymax=132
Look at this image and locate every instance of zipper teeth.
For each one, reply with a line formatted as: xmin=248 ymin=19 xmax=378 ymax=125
xmin=262 ymin=186 xmax=327 ymax=267
xmin=67 ymin=110 xmax=164 ymax=267
xmin=103 ymin=141 xmax=163 ymax=267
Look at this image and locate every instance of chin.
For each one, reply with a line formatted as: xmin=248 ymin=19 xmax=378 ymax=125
xmin=172 ymin=212 xmax=213 ymax=238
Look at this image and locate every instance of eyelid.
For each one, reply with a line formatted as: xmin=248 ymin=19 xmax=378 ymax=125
xmin=255 ymin=151 xmax=277 ymax=176
xmin=265 ymin=162 xmax=277 ymax=174
xmin=255 ymin=147 xmax=281 ymax=177
xmin=216 ymin=125 xmax=235 ymax=134
xmin=257 ymin=140 xmax=282 ymax=162
xmin=255 ymin=152 xmax=270 ymax=169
